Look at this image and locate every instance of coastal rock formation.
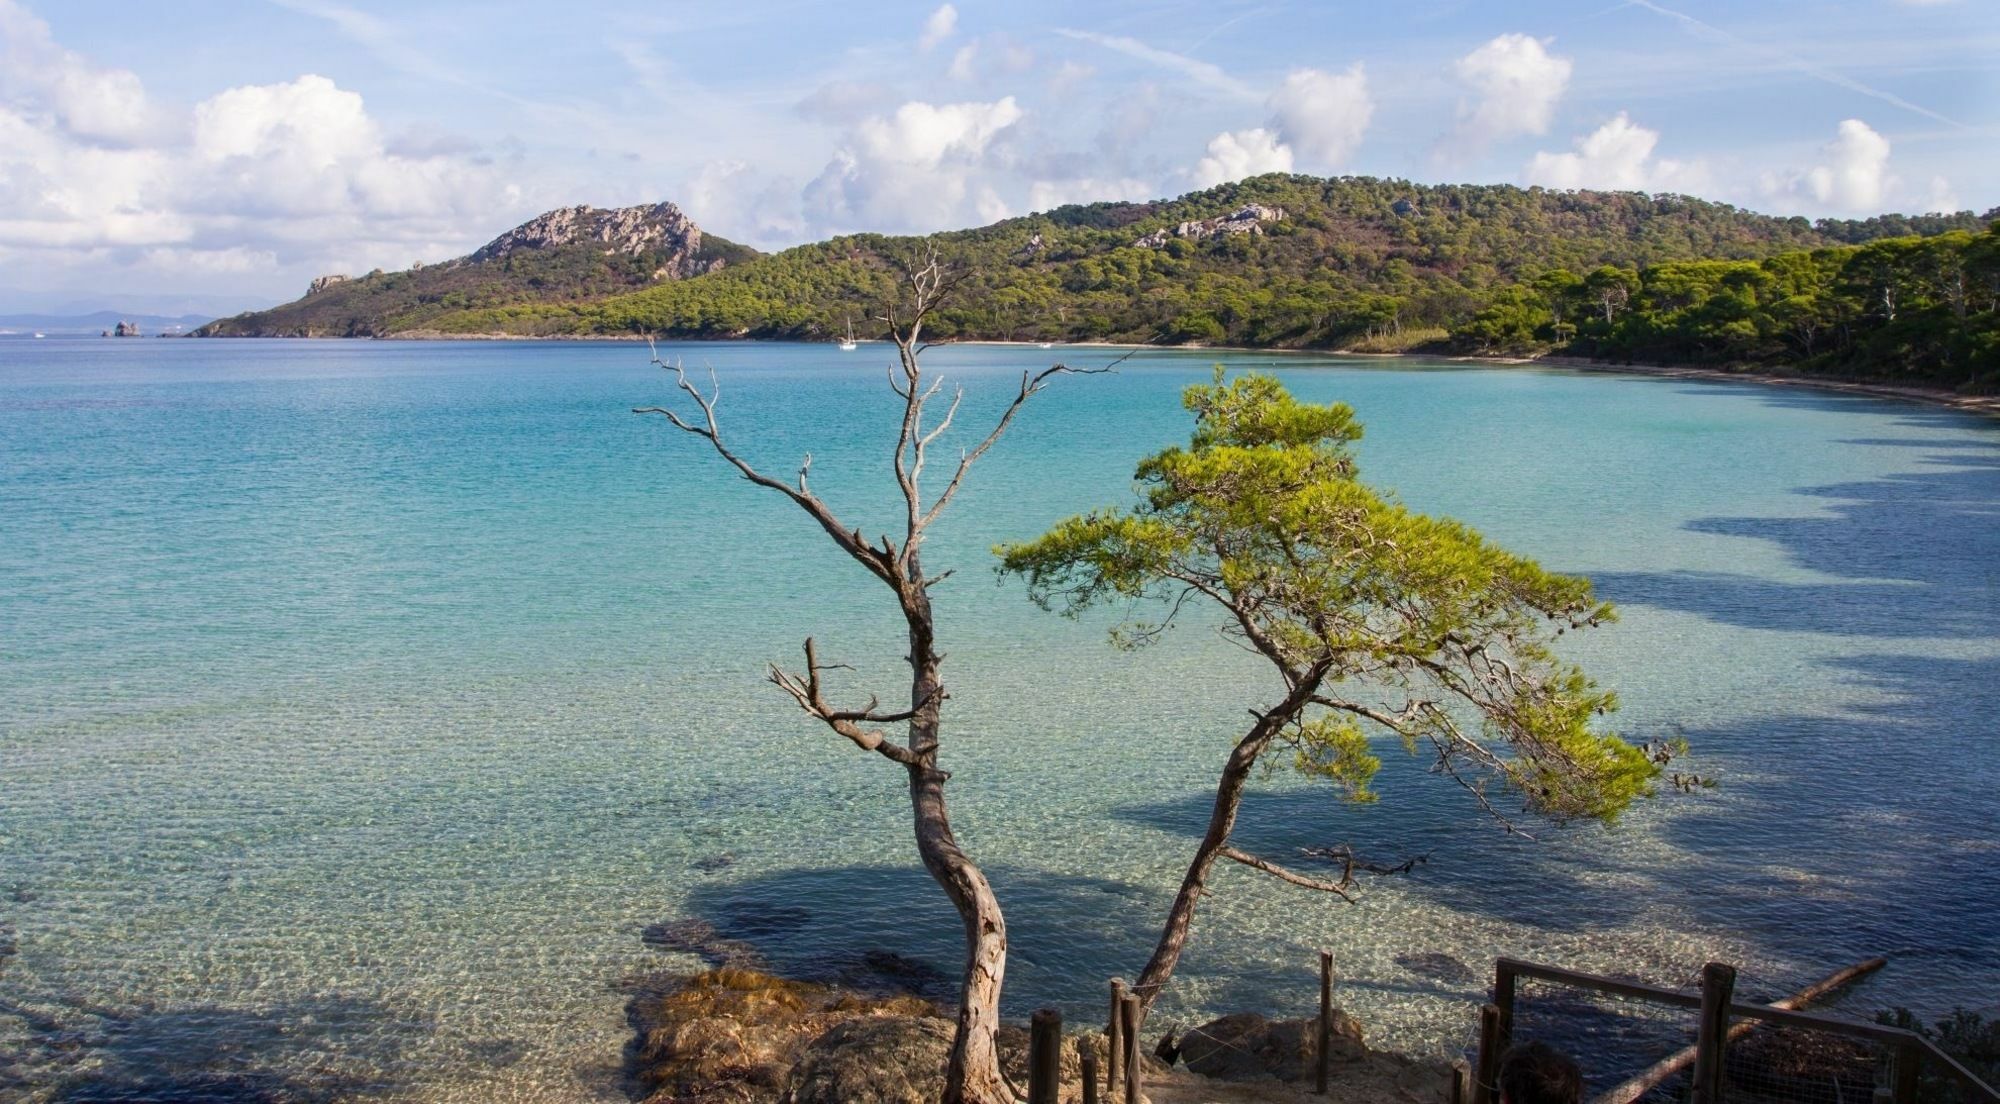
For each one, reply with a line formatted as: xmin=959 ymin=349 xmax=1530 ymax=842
xmin=470 ymin=202 xmax=722 ymax=279
xmin=782 ymin=1017 xmax=952 ymax=1104
xmin=1136 ymin=204 xmax=1286 ymax=248
xmin=1177 ymin=1010 xmax=1366 ymax=1081
xmin=625 ymin=968 xmax=939 ymax=1104
xmin=111 ymin=320 xmax=139 ymax=337
xmin=200 ymin=200 xmax=756 ymax=337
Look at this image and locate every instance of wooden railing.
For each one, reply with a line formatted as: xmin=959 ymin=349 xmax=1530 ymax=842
xmin=1473 ymin=957 xmax=2000 ymax=1104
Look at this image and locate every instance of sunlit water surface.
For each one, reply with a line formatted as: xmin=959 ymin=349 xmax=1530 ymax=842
xmin=2 ymin=338 xmax=1996 ymax=1100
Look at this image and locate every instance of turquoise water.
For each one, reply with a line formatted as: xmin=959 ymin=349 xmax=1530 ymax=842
xmin=1 ymin=338 xmax=1996 ymax=1100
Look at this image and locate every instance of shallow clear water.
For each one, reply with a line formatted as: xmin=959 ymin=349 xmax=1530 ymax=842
xmin=1 ymin=338 xmax=1996 ymax=1100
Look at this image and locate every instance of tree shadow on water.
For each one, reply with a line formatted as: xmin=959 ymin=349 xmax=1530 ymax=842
xmin=1646 ymin=648 xmax=2000 ymax=992
xmin=1109 ymin=781 xmax=1663 ymax=939
xmin=667 ymin=862 xmax=1183 ymax=1018
xmin=1 ymin=989 xmax=412 ymax=1103
xmin=1593 ymin=446 xmax=2000 ymax=637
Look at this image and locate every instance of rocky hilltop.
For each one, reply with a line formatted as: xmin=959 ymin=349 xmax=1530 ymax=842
xmin=200 ymin=202 xmax=756 ymax=338
xmin=471 ymin=202 xmax=722 ymax=277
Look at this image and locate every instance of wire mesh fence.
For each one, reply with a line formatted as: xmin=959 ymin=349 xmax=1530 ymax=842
xmin=1506 ymin=972 xmax=1703 ymax=1100
xmin=1489 ymin=957 xmax=1997 ymax=1104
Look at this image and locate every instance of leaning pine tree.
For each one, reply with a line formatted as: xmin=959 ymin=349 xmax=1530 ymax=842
xmin=997 ymin=370 xmax=1676 ymax=1021
xmin=636 ymin=249 xmax=1094 ymax=1104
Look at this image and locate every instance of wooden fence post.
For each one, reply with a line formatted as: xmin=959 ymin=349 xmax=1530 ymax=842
xmin=1690 ymin=961 xmax=1737 ymax=1104
xmin=1081 ymin=1052 xmax=1100 ymax=1104
xmin=1121 ymin=993 xmax=1144 ymax=1104
xmin=1318 ymin=949 xmax=1335 ymax=1094
xmin=1029 ymin=1008 xmax=1062 ymax=1104
xmin=1473 ymin=1002 xmax=1503 ymax=1104
xmin=1451 ymin=1059 xmax=1470 ymax=1104
xmin=1492 ymin=961 xmax=1517 ymax=1062
xmin=1893 ymin=1036 xmax=1922 ymax=1104
xmin=1107 ymin=978 xmax=1126 ymax=1097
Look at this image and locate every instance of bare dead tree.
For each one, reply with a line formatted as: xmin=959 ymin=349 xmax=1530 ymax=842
xmin=634 ymin=242 xmax=1100 ymax=1104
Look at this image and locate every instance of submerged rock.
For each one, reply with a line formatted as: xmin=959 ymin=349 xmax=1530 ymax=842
xmin=1395 ymin=951 xmax=1477 ymax=983
xmin=827 ymin=950 xmax=955 ymax=1002
xmin=1178 ymin=1010 xmax=1366 ymax=1082
xmin=641 ymin=919 xmax=766 ymax=970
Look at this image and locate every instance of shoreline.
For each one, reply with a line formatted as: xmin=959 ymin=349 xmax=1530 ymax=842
xmin=218 ymin=331 xmax=2000 ymax=420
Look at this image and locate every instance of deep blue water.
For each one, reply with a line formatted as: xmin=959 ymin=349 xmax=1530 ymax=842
xmin=2 ymin=337 xmax=1996 ymax=1100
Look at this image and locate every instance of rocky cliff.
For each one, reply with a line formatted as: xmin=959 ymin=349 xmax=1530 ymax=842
xmin=470 ymin=202 xmax=721 ymax=279
xmin=199 ymin=202 xmax=756 ymax=337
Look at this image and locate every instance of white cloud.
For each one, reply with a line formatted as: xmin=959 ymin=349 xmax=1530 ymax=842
xmin=852 ymin=98 xmax=1021 ymax=168
xmin=1926 ymin=175 xmax=1960 ymax=213
xmin=0 ymin=0 xmax=171 ymax=145
xmin=1806 ymin=119 xmax=1893 ymax=210
xmin=0 ymin=8 xmax=525 ymax=286
xmin=947 ymin=36 xmax=1034 ymax=82
xmin=804 ymin=97 xmax=1023 ymax=234
xmin=1049 ymin=60 xmax=1095 ymax=96
xmin=1450 ymin=34 xmax=1571 ymax=144
xmin=1267 ymin=65 xmax=1372 ymax=169
xmin=683 ymin=158 xmax=806 ymax=244
xmin=795 ymin=80 xmax=895 ymax=125
xmin=949 ymin=44 xmax=979 ymax=82
xmin=1759 ymin=119 xmax=1896 ymax=212
xmin=919 ymin=4 xmax=958 ymax=51
xmin=1192 ymin=128 xmax=1294 ymax=188
xmin=1525 ymin=112 xmax=1707 ymax=193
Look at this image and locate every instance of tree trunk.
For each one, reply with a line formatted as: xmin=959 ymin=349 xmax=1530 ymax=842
xmin=901 ymin=561 xmax=1011 ymax=1104
xmin=1130 ymin=717 xmax=1281 ymax=1016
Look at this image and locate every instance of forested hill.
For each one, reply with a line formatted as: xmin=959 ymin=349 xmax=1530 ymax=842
xmin=199 ymin=202 xmax=759 ymax=338
xmin=201 ymin=175 xmax=1994 ymax=384
xmin=409 ymin=175 xmax=1985 ymax=346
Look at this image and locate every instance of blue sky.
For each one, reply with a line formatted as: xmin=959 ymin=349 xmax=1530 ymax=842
xmin=2 ymin=0 xmax=1995 ymax=312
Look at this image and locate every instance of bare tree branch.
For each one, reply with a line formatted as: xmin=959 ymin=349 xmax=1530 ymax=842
xmin=916 ymin=363 xmax=1111 ymax=533
xmin=767 ymin=638 xmax=921 ymax=767
xmin=634 ymin=345 xmax=896 ymax=587
xmin=1218 ymin=846 xmax=1357 ymax=903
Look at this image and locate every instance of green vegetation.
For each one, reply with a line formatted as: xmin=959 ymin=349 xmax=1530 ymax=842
xmin=1452 ymin=226 xmax=2000 ymax=388
xmin=205 ymin=173 xmax=1995 ymax=387
xmin=432 ymin=175 xmax=1965 ymax=342
xmin=200 ymin=226 xmax=759 ymax=337
xmin=996 ymin=371 xmax=1670 ymax=1016
xmin=1876 ymin=1008 xmax=1999 ymax=1102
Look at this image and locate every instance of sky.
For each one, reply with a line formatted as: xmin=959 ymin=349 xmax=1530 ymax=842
xmin=1 ymin=0 xmax=1996 ymax=314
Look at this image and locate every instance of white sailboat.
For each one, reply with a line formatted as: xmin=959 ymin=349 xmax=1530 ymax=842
xmin=837 ymin=316 xmax=858 ymax=351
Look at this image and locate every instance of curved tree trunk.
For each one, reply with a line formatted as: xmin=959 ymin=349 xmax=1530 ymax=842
xmin=902 ymin=570 xmax=1011 ymax=1104
xmin=1131 ymin=719 xmax=1279 ymax=1016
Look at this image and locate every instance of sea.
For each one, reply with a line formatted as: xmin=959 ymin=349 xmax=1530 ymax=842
xmin=2 ymin=337 xmax=1996 ymax=1100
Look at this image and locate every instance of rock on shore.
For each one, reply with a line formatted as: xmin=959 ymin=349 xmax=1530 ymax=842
xmin=624 ymin=966 xmax=1454 ymax=1104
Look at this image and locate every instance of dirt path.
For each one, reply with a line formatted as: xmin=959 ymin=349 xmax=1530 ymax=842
xmin=1139 ymin=1055 xmax=1457 ymax=1104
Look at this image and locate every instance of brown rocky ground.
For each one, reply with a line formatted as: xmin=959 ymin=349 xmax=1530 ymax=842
xmin=622 ymin=967 xmax=1457 ymax=1104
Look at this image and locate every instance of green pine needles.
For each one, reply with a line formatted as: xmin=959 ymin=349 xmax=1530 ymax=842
xmin=1000 ymin=369 xmax=1658 ymax=823
xmin=997 ymin=370 xmax=1671 ymax=1011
